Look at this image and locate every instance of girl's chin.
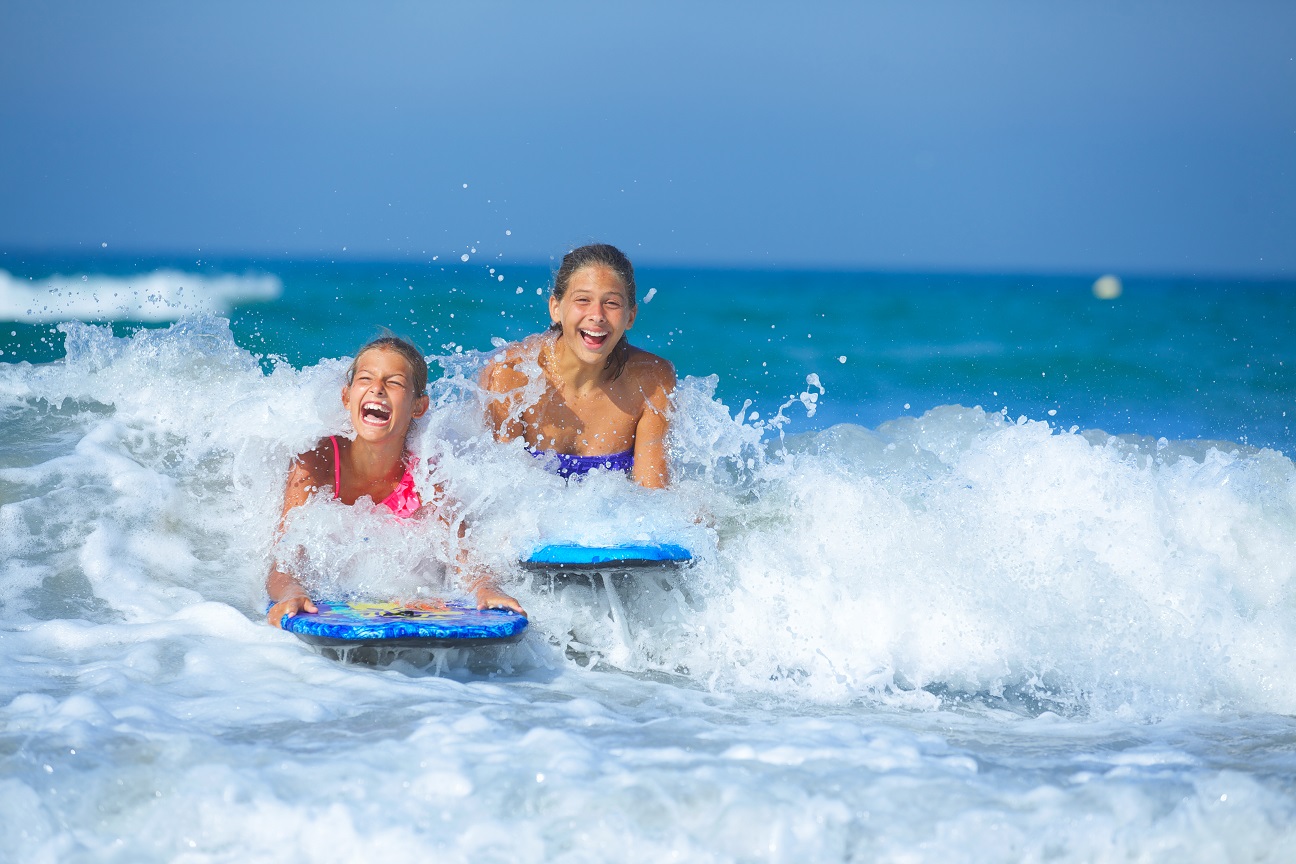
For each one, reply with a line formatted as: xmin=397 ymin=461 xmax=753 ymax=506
xmin=353 ymin=420 xmax=404 ymax=440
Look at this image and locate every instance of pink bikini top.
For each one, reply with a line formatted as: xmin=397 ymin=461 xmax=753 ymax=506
xmin=329 ymin=435 xmax=422 ymax=518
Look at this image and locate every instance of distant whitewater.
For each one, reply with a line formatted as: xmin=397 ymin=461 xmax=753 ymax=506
xmin=0 ymin=267 xmax=281 ymax=322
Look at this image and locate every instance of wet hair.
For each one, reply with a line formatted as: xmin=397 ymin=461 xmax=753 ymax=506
xmin=548 ymin=243 xmax=636 ymax=380
xmin=347 ymin=334 xmax=429 ymax=397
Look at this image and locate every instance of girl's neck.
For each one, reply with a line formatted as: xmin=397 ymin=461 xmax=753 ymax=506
xmin=343 ymin=435 xmax=408 ymax=484
xmin=545 ymin=335 xmax=612 ymax=394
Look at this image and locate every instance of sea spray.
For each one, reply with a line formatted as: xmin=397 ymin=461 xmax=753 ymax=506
xmin=408 ymin=342 xmax=1296 ymax=715
xmin=3 ymin=320 xmax=1296 ymax=715
xmin=694 ymin=406 xmax=1296 ymax=715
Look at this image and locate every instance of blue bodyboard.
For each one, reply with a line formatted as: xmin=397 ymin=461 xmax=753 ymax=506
xmin=275 ymin=600 xmax=528 ymax=647
xmin=521 ymin=542 xmax=693 ymax=572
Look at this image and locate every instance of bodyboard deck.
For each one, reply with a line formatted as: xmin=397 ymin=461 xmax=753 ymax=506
xmin=275 ymin=600 xmax=528 ymax=647
xmin=520 ymin=542 xmax=693 ymax=572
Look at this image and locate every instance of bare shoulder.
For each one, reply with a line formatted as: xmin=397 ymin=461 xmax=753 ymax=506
xmin=289 ymin=439 xmax=334 ymax=489
xmin=480 ymin=335 xmax=543 ymax=393
xmin=624 ymin=346 xmax=676 ymax=392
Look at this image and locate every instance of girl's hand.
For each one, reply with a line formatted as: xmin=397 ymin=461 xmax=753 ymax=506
xmin=267 ymin=593 xmax=318 ymax=628
xmin=475 ymin=584 xmax=527 ymax=617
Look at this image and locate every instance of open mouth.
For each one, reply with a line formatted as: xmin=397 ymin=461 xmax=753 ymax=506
xmin=360 ymin=401 xmax=392 ymax=426
xmin=579 ymin=328 xmax=609 ymax=351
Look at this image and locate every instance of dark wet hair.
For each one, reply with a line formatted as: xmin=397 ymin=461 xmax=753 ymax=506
xmin=548 ymin=243 xmax=636 ymax=380
xmin=347 ymin=334 xmax=429 ymax=397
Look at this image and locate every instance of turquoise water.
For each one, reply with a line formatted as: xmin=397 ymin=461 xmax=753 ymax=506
xmin=3 ymin=255 xmax=1296 ymax=861
xmin=5 ymin=253 xmax=1294 ymax=451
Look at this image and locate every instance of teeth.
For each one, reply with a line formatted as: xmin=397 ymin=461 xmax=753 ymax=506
xmin=361 ymin=401 xmax=391 ymax=421
xmin=581 ymin=329 xmax=608 ymax=338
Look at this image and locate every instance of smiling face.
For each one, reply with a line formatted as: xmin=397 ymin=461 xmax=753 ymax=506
xmin=549 ymin=264 xmax=637 ymax=367
xmin=341 ymin=347 xmax=429 ymax=443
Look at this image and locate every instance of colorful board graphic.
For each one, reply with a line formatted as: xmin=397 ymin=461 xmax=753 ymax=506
xmin=275 ymin=600 xmax=528 ymax=647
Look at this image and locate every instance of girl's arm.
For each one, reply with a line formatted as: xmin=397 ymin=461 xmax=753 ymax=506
xmin=265 ymin=446 xmax=328 ymax=627
xmin=631 ymin=358 xmax=677 ymax=489
xmin=464 ymin=564 xmax=527 ymax=616
xmin=454 ymin=519 xmax=526 ymax=616
xmin=426 ymin=481 xmax=527 ymax=616
xmin=266 ymin=564 xmax=316 ymax=626
xmin=480 ymin=353 xmax=529 ymax=443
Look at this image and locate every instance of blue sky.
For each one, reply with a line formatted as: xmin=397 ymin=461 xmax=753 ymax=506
xmin=2 ymin=1 xmax=1293 ymax=275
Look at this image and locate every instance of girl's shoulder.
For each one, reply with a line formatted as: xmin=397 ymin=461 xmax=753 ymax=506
xmin=480 ymin=334 xmax=546 ymax=393
xmin=291 ymin=438 xmax=335 ymax=483
xmin=281 ymin=438 xmax=337 ymax=502
xmin=623 ymin=345 xmax=676 ymax=391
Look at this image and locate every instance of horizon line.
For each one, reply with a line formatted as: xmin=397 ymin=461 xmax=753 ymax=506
xmin=1 ymin=243 xmax=1290 ymax=284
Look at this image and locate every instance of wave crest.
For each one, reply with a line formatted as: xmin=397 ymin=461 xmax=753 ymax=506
xmin=0 ymin=268 xmax=281 ymax=323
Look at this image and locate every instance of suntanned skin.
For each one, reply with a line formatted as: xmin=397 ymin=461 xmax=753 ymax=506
xmin=266 ymin=347 xmax=524 ymax=628
xmin=481 ymin=265 xmax=676 ymax=489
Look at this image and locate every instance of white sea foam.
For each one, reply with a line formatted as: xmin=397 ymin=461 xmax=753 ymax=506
xmin=2 ymin=319 xmax=1295 ymax=860
xmin=0 ymin=268 xmax=281 ymax=322
xmin=4 ymin=319 xmax=1295 ymax=714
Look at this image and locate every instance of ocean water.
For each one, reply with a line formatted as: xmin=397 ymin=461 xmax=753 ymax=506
xmin=2 ymin=253 xmax=1295 ymax=862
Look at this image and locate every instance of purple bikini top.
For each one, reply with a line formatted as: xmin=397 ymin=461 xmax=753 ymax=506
xmin=531 ymin=448 xmax=635 ymax=479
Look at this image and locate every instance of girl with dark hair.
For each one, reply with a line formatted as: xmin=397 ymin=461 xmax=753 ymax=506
xmin=481 ymin=243 xmax=676 ymax=488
